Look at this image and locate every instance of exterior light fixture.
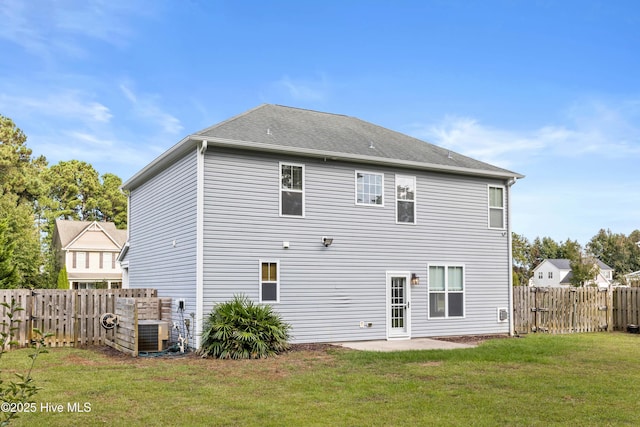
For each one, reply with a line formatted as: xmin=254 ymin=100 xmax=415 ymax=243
xmin=411 ymin=273 xmax=420 ymax=286
xmin=322 ymin=236 xmax=334 ymax=247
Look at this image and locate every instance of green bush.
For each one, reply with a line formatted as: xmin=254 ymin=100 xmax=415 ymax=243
xmin=198 ymin=295 xmax=291 ymax=359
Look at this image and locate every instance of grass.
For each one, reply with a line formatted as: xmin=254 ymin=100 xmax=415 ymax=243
xmin=4 ymin=333 xmax=640 ymax=426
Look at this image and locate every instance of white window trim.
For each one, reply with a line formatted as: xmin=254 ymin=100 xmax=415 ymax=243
xmin=488 ymin=184 xmax=506 ymax=230
xmin=259 ymin=259 xmax=280 ymax=303
xmin=427 ymin=263 xmax=466 ymax=319
xmin=354 ymin=170 xmax=385 ymax=207
xmin=395 ymin=174 xmax=417 ymax=225
xmin=279 ymin=162 xmax=305 ymax=218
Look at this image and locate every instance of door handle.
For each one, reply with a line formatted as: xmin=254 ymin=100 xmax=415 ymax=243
xmin=407 ymin=301 xmax=410 ymax=309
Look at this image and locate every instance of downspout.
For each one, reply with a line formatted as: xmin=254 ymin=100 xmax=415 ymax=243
xmin=195 ymin=140 xmax=208 ymax=348
xmin=506 ymin=176 xmax=517 ymax=336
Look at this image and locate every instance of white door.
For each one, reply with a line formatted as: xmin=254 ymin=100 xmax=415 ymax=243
xmin=387 ymin=272 xmax=411 ymax=339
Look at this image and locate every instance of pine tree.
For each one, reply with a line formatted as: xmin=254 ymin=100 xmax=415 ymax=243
xmin=0 ymin=219 xmax=18 ymax=288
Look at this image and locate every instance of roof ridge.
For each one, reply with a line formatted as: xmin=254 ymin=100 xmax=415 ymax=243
xmin=272 ymin=104 xmax=350 ymax=118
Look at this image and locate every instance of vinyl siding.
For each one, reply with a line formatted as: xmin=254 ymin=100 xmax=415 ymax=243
xmin=202 ymin=147 xmax=511 ymax=343
xmin=127 ymin=149 xmax=198 ymax=322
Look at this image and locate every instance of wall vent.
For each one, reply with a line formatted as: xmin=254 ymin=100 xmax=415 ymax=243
xmin=497 ymin=308 xmax=509 ymax=323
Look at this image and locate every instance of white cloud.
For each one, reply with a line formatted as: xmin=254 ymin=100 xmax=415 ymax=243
xmin=0 ymin=0 xmax=157 ymax=58
xmin=274 ymin=74 xmax=330 ymax=102
xmin=119 ymin=83 xmax=183 ymax=135
xmin=411 ymin=97 xmax=640 ymax=168
xmin=0 ymin=91 xmax=112 ymax=124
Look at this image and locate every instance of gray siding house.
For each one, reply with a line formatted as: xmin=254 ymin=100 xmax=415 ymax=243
xmin=122 ymin=104 xmax=524 ymax=345
xmin=531 ymin=258 xmax=614 ymax=287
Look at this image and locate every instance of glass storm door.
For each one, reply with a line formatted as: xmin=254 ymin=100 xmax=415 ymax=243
xmin=387 ymin=273 xmax=411 ymax=338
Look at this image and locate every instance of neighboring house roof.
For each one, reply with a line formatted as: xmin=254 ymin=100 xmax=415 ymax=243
xmin=54 ymin=219 xmax=127 ymax=249
xmin=543 ymin=258 xmax=613 ymax=271
xmin=123 ymin=104 xmax=523 ymax=191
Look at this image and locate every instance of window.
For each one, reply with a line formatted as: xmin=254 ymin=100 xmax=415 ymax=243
xmin=488 ymin=186 xmax=505 ymax=229
xmin=548 ymin=272 xmax=553 ymax=279
xmin=74 ymin=252 xmax=88 ymax=269
xmin=538 ymin=272 xmax=543 ymax=279
xmin=355 ymin=171 xmax=383 ymax=206
xmin=396 ymin=175 xmax=416 ymax=224
xmin=260 ymin=261 xmax=279 ymax=303
xmin=280 ymin=163 xmax=304 ymax=217
xmin=428 ymin=265 xmax=464 ymax=318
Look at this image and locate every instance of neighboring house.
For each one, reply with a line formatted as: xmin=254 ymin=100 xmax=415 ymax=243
xmin=531 ymin=258 xmax=614 ymax=288
xmin=121 ymin=104 xmax=524 ymax=345
xmin=625 ymin=270 xmax=640 ymax=286
xmin=53 ymin=220 xmax=128 ymax=289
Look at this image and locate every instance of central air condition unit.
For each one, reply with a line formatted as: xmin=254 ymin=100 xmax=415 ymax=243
xmin=137 ymin=320 xmax=169 ymax=352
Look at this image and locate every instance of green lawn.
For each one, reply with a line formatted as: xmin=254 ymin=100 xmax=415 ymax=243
xmin=4 ymin=333 xmax=640 ymax=426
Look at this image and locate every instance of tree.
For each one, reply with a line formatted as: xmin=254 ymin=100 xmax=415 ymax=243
xmin=512 ymin=233 xmax=531 ymax=286
xmin=0 ymin=195 xmax=45 ymax=288
xmin=569 ymin=253 xmax=600 ymax=287
xmin=45 ymin=160 xmax=101 ymax=221
xmin=94 ymin=173 xmax=128 ymax=228
xmin=0 ymin=115 xmax=47 ymax=288
xmin=587 ymin=229 xmax=640 ymax=281
xmin=0 ymin=218 xmax=18 ymax=288
xmin=57 ymin=267 xmax=69 ymax=289
xmin=529 ymin=236 xmax=562 ymax=270
xmin=0 ymin=114 xmax=47 ymax=204
xmin=559 ymin=238 xmax=581 ymax=260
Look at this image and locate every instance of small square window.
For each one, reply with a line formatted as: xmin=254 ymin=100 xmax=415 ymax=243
xmin=260 ymin=261 xmax=279 ymax=303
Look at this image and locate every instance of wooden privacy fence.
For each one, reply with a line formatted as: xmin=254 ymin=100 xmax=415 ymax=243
xmin=0 ymin=289 xmax=157 ymax=349
xmin=514 ymin=287 xmax=640 ymax=334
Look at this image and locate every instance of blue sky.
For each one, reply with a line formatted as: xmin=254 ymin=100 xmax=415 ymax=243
xmin=1 ymin=0 xmax=639 ymax=246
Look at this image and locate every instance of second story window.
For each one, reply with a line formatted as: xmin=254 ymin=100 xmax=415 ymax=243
xmin=488 ymin=185 xmax=505 ymax=229
xmin=356 ymin=171 xmax=383 ymax=206
xmin=548 ymin=272 xmax=553 ymax=279
xmin=280 ymin=163 xmax=304 ymax=217
xmin=396 ymin=175 xmax=416 ymax=224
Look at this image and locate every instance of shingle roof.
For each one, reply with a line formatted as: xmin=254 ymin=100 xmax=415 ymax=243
xmin=546 ymin=258 xmax=613 ymax=271
xmin=123 ymin=104 xmax=524 ymax=191
xmin=55 ymin=220 xmax=127 ymax=248
xmin=195 ymin=104 xmax=521 ymax=178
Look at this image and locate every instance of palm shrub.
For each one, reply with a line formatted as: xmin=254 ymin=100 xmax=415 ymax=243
xmin=199 ymin=295 xmax=291 ymax=359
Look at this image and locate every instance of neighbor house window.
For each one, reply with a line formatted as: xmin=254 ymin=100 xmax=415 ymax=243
xmin=355 ymin=171 xmax=384 ymax=206
xmin=396 ymin=175 xmax=416 ymax=224
xmin=260 ymin=261 xmax=279 ymax=303
xmin=280 ymin=163 xmax=304 ymax=217
xmin=538 ymin=272 xmax=543 ymax=279
xmin=488 ymin=185 xmax=505 ymax=229
xmin=428 ymin=265 xmax=464 ymax=318
xmin=74 ymin=252 xmax=88 ymax=269
xmin=548 ymin=272 xmax=553 ymax=279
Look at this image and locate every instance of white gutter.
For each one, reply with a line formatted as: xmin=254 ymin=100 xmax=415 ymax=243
xmin=506 ymin=176 xmax=518 ymax=336
xmin=195 ymin=140 xmax=207 ymax=348
xmin=192 ymin=135 xmax=525 ymax=180
xmin=123 ymin=134 xmax=524 ymax=191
